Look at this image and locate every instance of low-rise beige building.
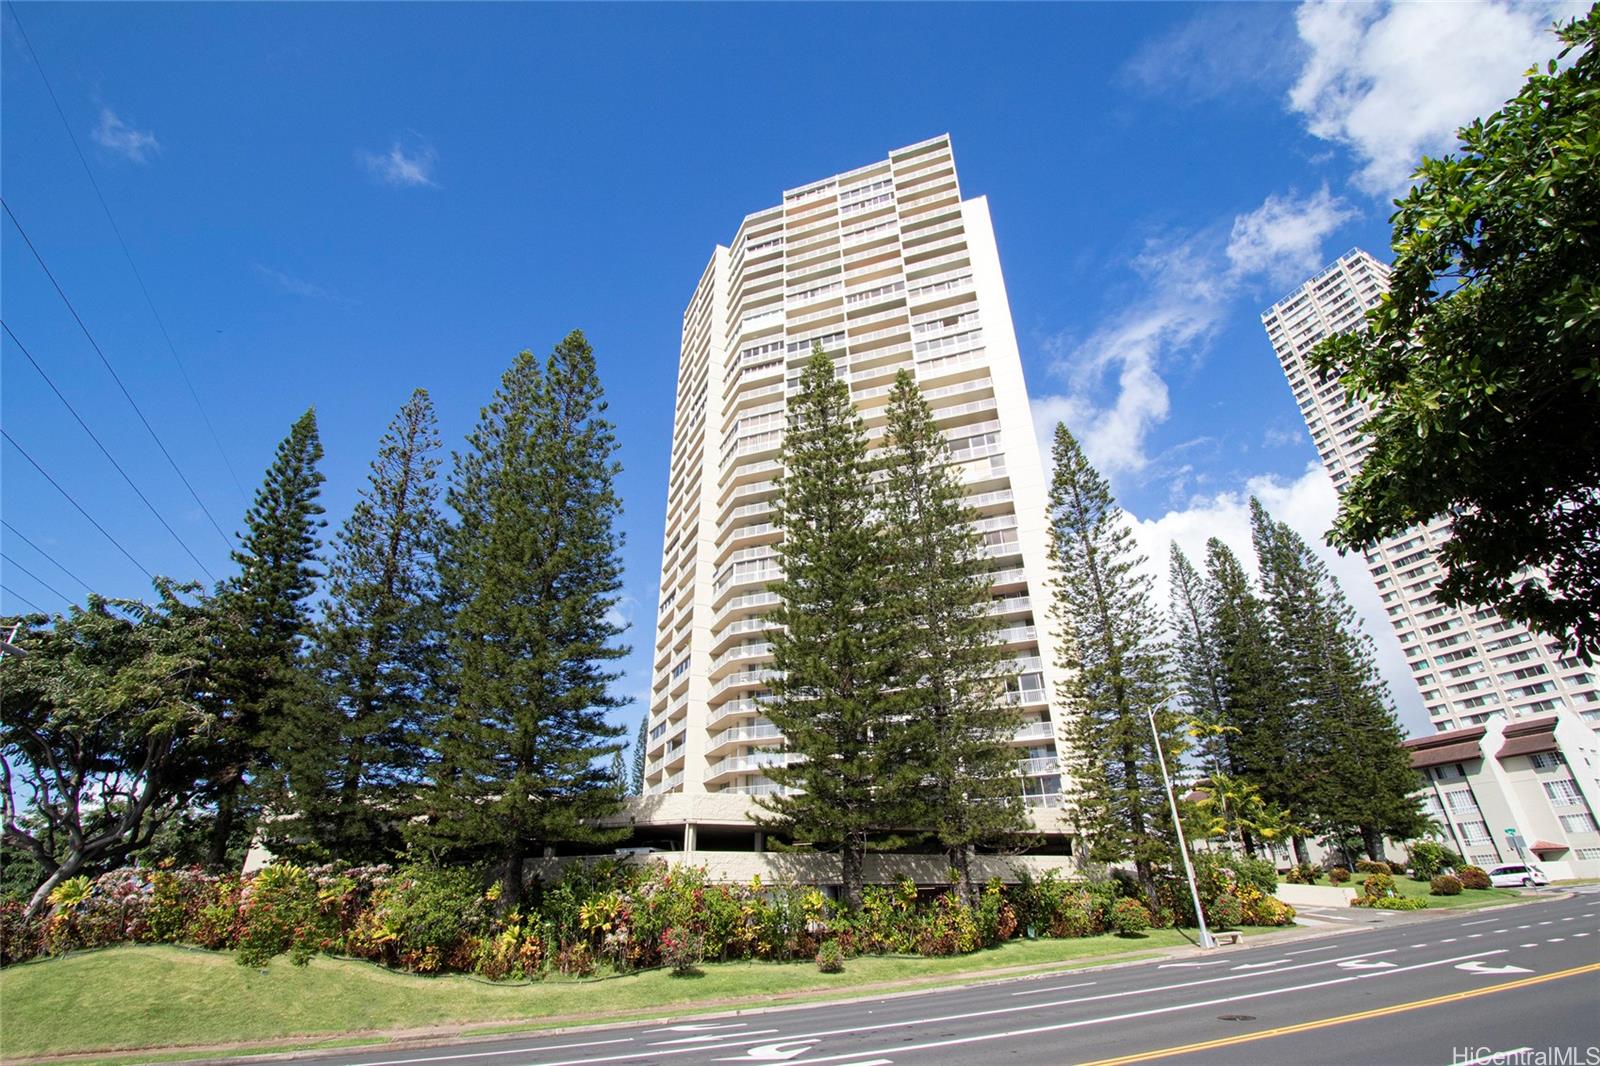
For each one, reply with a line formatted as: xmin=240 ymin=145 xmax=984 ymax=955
xmin=1403 ymin=708 xmax=1600 ymax=879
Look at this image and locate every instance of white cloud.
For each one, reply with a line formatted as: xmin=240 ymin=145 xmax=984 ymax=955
xmin=362 ymin=135 xmax=439 ymax=188
xmin=90 ymin=108 xmax=159 ymax=163
xmin=1124 ymin=462 xmax=1429 ymax=735
xmin=1287 ymin=1 xmax=1583 ymax=195
xmin=1123 ymin=4 xmax=1303 ymax=102
xmin=1225 ymin=186 xmax=1356 ymax=288
xmin=1033 ymin=186 xmax=1352 ymax=477
xmin=253 ymin=264 xmax=351 ymax=305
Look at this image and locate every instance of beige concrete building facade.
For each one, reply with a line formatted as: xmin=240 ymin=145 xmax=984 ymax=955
xmin=1261 ymin=250 xmax=1600 ymax=735
xmin=638 ymin=136 xmax=1072 ymax=853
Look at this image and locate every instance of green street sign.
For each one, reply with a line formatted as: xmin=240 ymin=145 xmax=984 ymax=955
xmin=1505 ymin=828 xmax=1516 ymax=835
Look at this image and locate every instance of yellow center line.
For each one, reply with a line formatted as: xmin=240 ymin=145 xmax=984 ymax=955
xmin=1077 ymin=962 xmax=1600 ymax=1066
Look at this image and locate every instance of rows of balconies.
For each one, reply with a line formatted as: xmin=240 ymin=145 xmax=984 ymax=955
xmin=705 ymin=721 xmax=782 ymax=755
xmin=710 ymin=641 xmax=775 ymax=675
xmin=707 ymin=697 xmax=768 ymax=728
xmin=710 ymin=667 xmax=780 ymax=700
xmin=705 ymin=751 xmax=802 ymax=783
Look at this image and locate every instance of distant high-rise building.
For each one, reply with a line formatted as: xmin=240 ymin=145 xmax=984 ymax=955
xmin=642 ymin=135 xmax=1069 ymax=815
xmin=1262 ymin=249 xmax=1600 ymax=735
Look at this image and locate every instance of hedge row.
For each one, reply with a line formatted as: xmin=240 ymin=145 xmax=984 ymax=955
xmin=1 ymin=853 xmax=1293 ymax=978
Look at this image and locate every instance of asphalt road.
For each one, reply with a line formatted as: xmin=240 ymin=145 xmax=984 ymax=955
xmin=316 ymin=889 xmax=1600 ymax=1066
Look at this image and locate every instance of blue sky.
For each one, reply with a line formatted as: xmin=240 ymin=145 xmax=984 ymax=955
xmin=1 ymin=2 xmax=1583 ymax=736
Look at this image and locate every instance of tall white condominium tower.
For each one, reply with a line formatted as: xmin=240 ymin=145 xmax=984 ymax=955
xmin=1262 ymin=249 xmax=1600 ymax=735
xmin=643 ymin=135 xmax=1068 ymax=813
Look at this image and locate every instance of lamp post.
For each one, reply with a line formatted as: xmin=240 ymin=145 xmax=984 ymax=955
xmin=1148 ymin=705 xmax=1215 ymax=950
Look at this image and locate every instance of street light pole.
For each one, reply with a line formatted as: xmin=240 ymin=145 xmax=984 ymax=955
xmin=1148 ymin=705 xmax=1216 ymax=950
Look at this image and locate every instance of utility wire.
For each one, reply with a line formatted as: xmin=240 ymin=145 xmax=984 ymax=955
xmin=1 ymin=429 xmax=153 ymax=580
xmin=3 ymin=321 xmax=217 ymax=581
xmin=4 ymin=2 xmax=248 ymax=503
xmin=0 ymin=518 xmax=92 ymax=593
xmin=2 ymin=199 xmax=236 ymax=554
xmin=0 ymin=584 xmax=45 ymax=616
xmin=0 ymin=552 xmax=72 ymax=606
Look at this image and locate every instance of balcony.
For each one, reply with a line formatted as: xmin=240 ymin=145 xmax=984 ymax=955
xmin=705 ymin=721 xmax=783 ymax=757
xmin=994 ymin=623 xmax=1038 ymax=646
xmin=647 ymin=770 xmax=685 ymax=795
xmin=710 ymin=668 xmax=781 ymax=700
xmin=704 ymin=751 xmax=802 ymax=783
xmin=710 ymin=641 xmax=775 ymax=677
xmin=1013 ymin=718 xmax=1055 ymax=741
xmin=707 ymin=697 xmax=768 ymax=728
xmin=1019 ymin=756 xmax=1059 ymax=776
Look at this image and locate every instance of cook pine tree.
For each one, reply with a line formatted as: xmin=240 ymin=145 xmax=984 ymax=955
xmin=410 ymin=334 xmax=628 ymax=911
xmin=280 ymin=390 xmax=445 ymax=862
xmin=880 ymin=371 xmax=1024 ymax=904
xmin=206 ymin=408 xmax=326 ymax=867
xmin=1046 ymin=423 xmax=1184 ymax=885
xmin=1249 ymin=498 xmax=1425 ymax=863
xmin=757 ymin=345 xmax=910 ymax=912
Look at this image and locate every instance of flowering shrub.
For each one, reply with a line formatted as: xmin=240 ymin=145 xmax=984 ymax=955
xmin=1109 ymin=897 xmax=1150 ymax=935
xmin=660 ymin=925 xmax=704 ymax=975
xmin=1457 ymin=865 xmax=1491 ymax=891
xmin=1351 ymin=872 xmax=1428 ymax=909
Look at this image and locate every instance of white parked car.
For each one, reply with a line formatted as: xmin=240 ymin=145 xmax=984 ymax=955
xmin=1486 ymin=863 xmax=1549 ymax=888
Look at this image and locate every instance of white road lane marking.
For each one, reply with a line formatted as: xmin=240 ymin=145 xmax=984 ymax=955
xmin=1455 ymin=960 xmax=1532 ymax=975
xmin=1459 ymin=918 xmax=1497 ymax=927
xmin=358 ymin=1037 xmax=634 ymax=1066
xmin=1231 ymin=959 xmax=1292 ymax=971
xmin=1336 ymin=960 xmax=1396 ymax=970
xmin=717 ymin=1038 xmax=819 ymax=1061
xmin=1284 ymin=944 xmax=1346 ymax=956
xmin=1008 ymin=980 xmax=1097 ymax=995
xmin=649 ymin=1024 xmax=749 ymax=1034
xmin=684 ymin=950 xmax=1512 ymax=1066
xmin=653 ymin=1030 xmax=778 ymax=1046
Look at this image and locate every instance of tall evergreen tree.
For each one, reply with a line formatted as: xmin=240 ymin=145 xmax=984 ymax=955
xmin=408 ymin=334 xmax=628 ymax=911
xmin=880 ymin=371 xmax=1024 ymax=903
xmin=1046 ymin=424 xmax=1183 ymax=884
xmin=630 ymin=716 xmax=647 ymax=796
xmin=1203 ymin=536 xmax=1298 ymax=855
xmin=1168 ymin=544 xmax=1240 ymax=848
xmin=758 ymin=345 xmax=908 ymax=912
xmin=276 ymin=390 xmax=445 ymax=862
xmin=1249 ymin=499 xmax=1426 ymax=862
xmin=206 ymin=408 xmax=326 ymax=867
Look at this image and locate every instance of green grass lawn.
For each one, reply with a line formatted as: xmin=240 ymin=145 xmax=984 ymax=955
xmin=1307 ymin=872 xmax=1524 ymax=910
xmin=0 ymin=931 xmax=1219 ymax=1060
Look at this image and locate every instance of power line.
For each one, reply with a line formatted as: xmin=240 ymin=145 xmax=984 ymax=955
xmin=1 ymin=428 xmax=153 ymax=581
xmin=0 ymin=584 xmax=45 ymax=616
xmin=0 ymin=552 xmax=71 ymax=607
xmin=2 ymin=320 xmax=217 ymax=582
xmin=4 ymin=1 xmax=248 ymax=504
xmin=1 ymin=198 xmax=237 ymax=554
xmin=0 ymin=518 xmax=92 ymax=593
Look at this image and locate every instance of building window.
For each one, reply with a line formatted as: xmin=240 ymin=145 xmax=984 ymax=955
xmin=1559 ymin=813 xmax=1598 ymax=834
xmin=1575 ymin=847 xmax=1600 ymax=861
xmin=1446 ymin=789 xmax=1480 ymax=813
xmin=1543 ymin=779 xmax=1585 ymax=807
xmin=1530 ymin=752 xmax=1564 ymax=770
xmin=1457 ymin=821 xmax=1491 ymax=844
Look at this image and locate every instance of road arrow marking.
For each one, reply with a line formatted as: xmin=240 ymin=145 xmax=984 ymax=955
xmin=653 ymin=1029 xmax=777 ymax=1046
xmin=1337 ymin=959 xmax=1397 ymax=970
xmin=649 ymin=1023 xmax=748 ymax=1034
xmin=1232 ymin=959 xmax=1291 ymax=970
xmin=719 ymin=1039 xmax=820 ymax=1061
xmin=1456 ymin=960 xmax=1533 ymax=975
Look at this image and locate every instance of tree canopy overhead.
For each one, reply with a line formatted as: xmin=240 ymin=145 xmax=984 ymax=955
xmin=1312 ymin=7 xmax=1600 ymax=659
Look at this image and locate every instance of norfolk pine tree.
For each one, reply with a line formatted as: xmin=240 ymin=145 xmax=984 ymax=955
xmin=1202 ymin=536 xmax=1298 ymax=855
xmin=1250 ymin=499 xmax=1424 ymax=862
xmin=281 ymin=390 xmax=445 ymax=862
xmin=206 ymin=408 xmax=326 ymax=867
xmin=880 ymin=371 xmax=1024 ymax=904
xmin=757 ymin=346 xmax=909 ymax=913
xmin=1168 ymin=544 xmax=1241 ymax=847
xmin=411 ymin=334 xmax=628 ymax=911
xmin=1046 ymin=424 xmax=1184 ymax=884
xmin=631 ymin=716 xmax=647 ymax=796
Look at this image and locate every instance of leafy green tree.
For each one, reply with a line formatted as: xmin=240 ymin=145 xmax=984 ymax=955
xmin=208 ymin=409 xmax=326 ymax=867
xmin=879 ymin=371 xmax=1025 ymax=904
xmin=277 ymin=390 xmax=445 ymax=862
xmin=1312 ymin=9 xmax=1600 ymax=659
xmin=758 ymin=346 xmax=909 ymax=912
xmin=409 ymin=334 xmax=628 ymax=912
xmin=1203 ymin=537 xmax=1299 ymax=856
xmin=1 ymin=582 xmax=216 ymax=917
xmin=1046 ymin=424 xmax=1183 ymax=884
xmin=1250 ymin=500 xmax=1426 ymax=862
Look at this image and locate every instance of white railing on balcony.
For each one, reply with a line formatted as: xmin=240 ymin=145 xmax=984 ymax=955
xmin=705 ymin=751 xmax=802 ymax=780
xmin=711 ymin=642 xmax=775 ymax=674
xmin=1023 ymin=791 xmax=1063 ymax=809
xmin=1019 ymin=756 xmax=1060 ymax=776
xmin=713 ymin=616 xmax=776 ymax=644
xmin=711 ymin=668 xmax=781 ymax=698
xmin=721 ymin=782 xmax=799 ymax=798
xmin=647 ymin=770 xmax=685 ymax=795
xmin=966 ymin=488 xmax=1014 ymax=511
xmin=986 ymin=595 xmax=1032 ymax=616
xmin=1013 ymin=719 xmax=1055 ymax=741
xmin=716 ymin=590 xmax=780 ymax=620
xmin=994 ymin=624 xmax=1038 ymax=644
xmin=707 ymin=698 xmax=767 ymax=728
xmin=706 ymin=722 xmax=783 ymax=751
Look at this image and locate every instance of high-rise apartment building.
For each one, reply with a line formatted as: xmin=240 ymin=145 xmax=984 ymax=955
xmin=1262 ymin=249 xmax=1600 ymax=735
xmin=641 ymin=136 xmax=1069 ymax=818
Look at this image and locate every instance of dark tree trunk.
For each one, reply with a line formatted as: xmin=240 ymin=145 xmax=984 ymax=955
xmin=1241 ymin=829 xmax=1258 ymax=858
xmin=497 ymin=840 xmax=526 ymax=916
xmin=207 ymin=786 xmax=237 ymax=870
xmin=1291 ymin=834 xmax=1310 ymax=867
xmin=1360 ymin=825 xmax=1387 ymax=863
xmin=949 ymin=844 xmax=976 ymax=908
xmin=841 ymin=837 xmax=865 ymax=913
